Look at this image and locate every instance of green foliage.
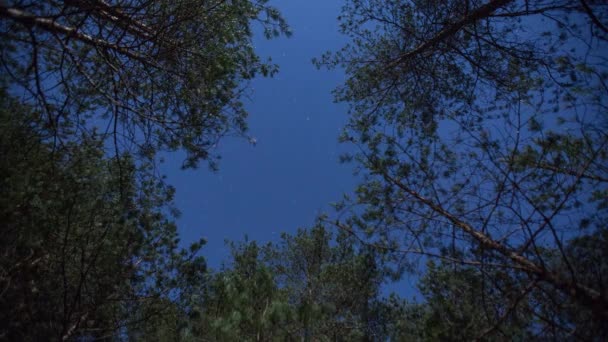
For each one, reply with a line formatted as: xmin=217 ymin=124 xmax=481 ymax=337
xmin=0 ymin=0 xmax=291 ymax=339
xmin=0 ymin=90 xmax=206 ymax=340
xmin=414 ymin=262 xmax=531 ymax=341
xmin=318 ymin=0 xmax=608 ymax=337
xmin=3 ymin=0 xmax=608 ymax=340
xmin=196 ymin=241 xmax=296 ymax=341
xmin=398 ymin=233 xmax=608 ymax=341
xmin=266 ymin=226 xmax=388 ymax=340
xmin=0 ymin=0 xmax=290 ymax=169
xmin=186 ymin=226 xmax=402 ymax=341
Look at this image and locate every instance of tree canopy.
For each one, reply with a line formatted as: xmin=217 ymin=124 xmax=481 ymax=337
xmin=0 ymin=89 xmax=207 ymax=340
xmin=0 ymin=0 xmax=290 ymax=168
xmin=0 ymin=0 xmax=289 ymax=339
xmin=316 ymin=0 xmax=608 ymax=337
xmin=2 ymin=0 xmax=607 ymax=340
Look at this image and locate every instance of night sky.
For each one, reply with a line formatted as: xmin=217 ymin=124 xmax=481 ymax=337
xmin=162 ymin=0 xmax=358 ymax=269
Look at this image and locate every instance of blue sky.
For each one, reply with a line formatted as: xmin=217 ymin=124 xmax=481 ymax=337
xmin=162 ymin=0 xmax=358 ymax=268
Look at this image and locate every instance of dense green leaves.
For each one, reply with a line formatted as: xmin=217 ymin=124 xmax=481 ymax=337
xmin=0 ymin=1 xmax=290 ymax=339
xmin=169 ymin=226 xmax=399 ymax=341
xmin=196 ymin=241 xmax=295 ymax=341
xmin=0 ymin=90 xmax=206 ymax=340
xmin=264 ymin=226 xmax=388 ymax=340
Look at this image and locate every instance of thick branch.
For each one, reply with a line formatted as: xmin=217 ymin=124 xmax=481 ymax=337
xmin=65 ymin=0 xmax=156 ymax=40
xmin=380 ymin=171 xmax=608 ymax=320
xmin=387 ymin=0 xmax=515 ymax=68
xmin=0 ymin=5 xmax=156 ymax=66
xmin=579 ymin=0 xmax=608 ymax=34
